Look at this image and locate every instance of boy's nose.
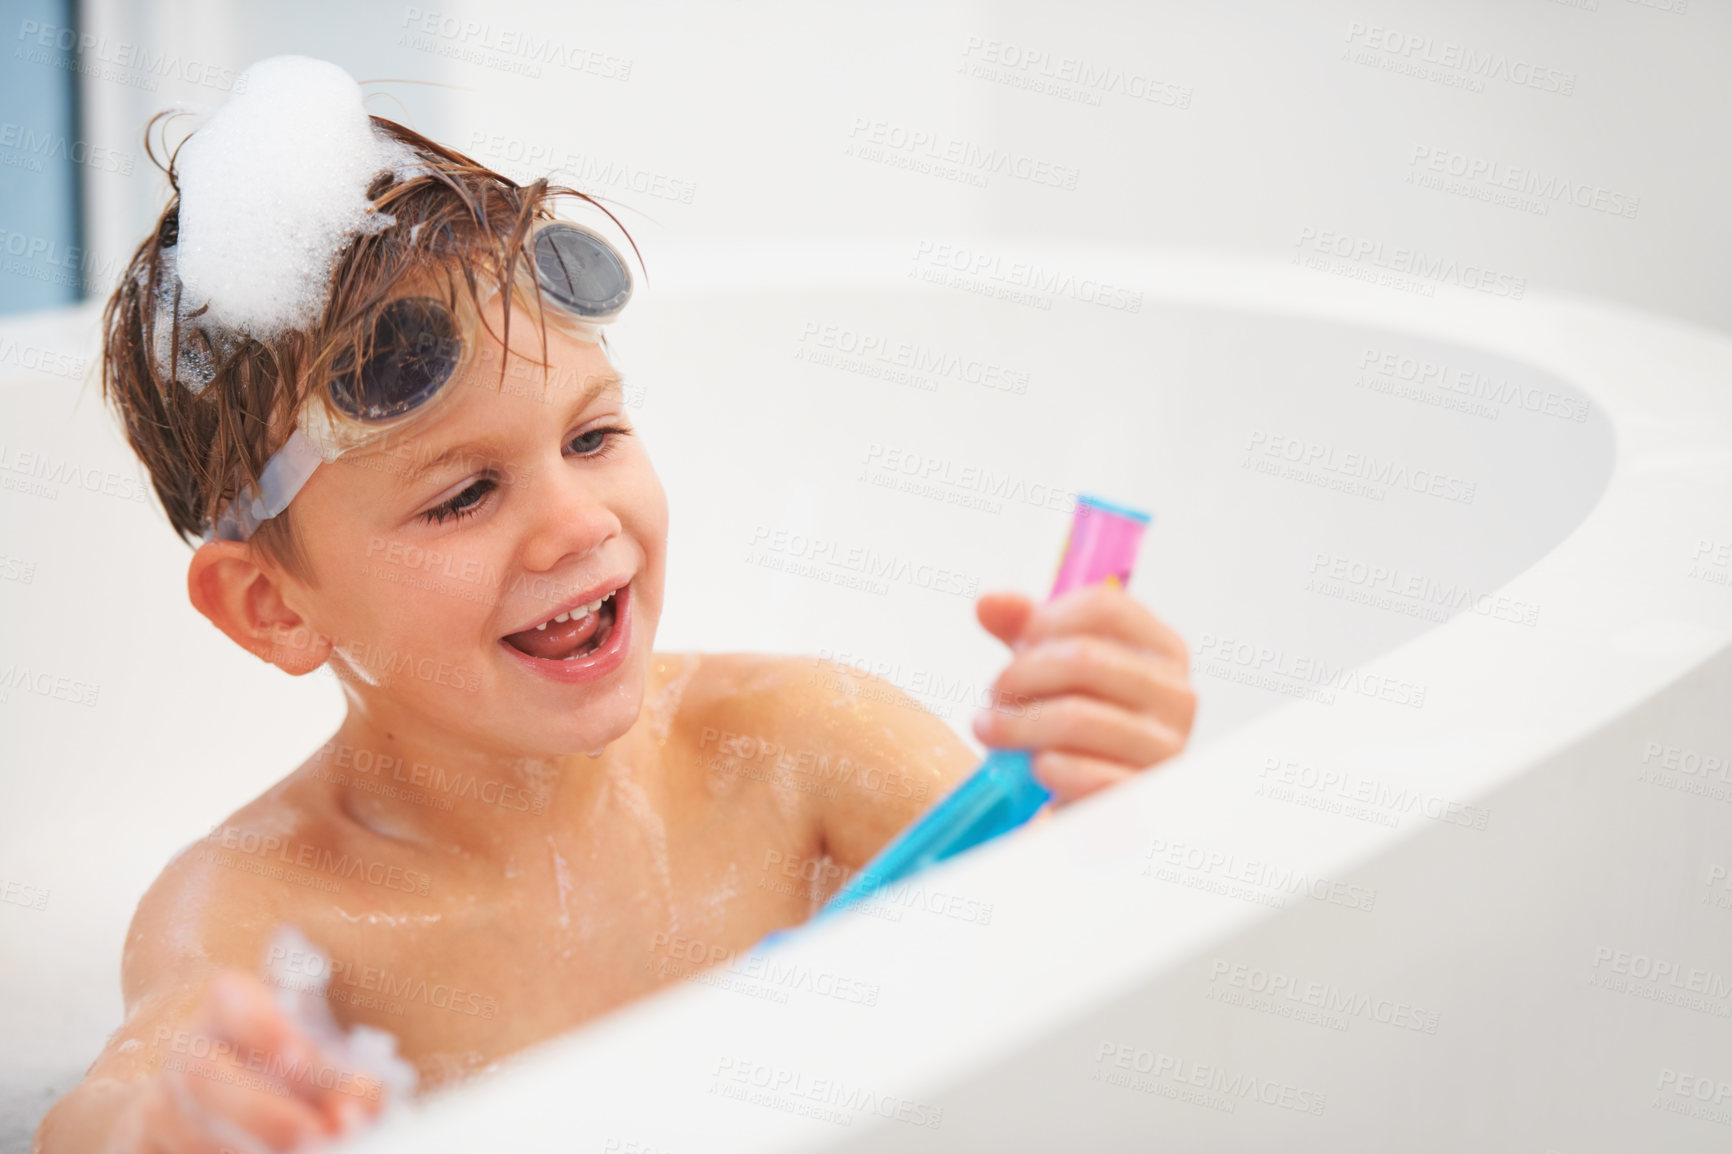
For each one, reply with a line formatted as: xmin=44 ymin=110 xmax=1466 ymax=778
xmin=517 ymin=466 xmax=621 ymax=574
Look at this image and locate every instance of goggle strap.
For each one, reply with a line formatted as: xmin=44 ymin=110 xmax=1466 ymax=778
xmin=215 ymin=427 xmax=325 ymax=541
xmin=253 ymin=428 xmax=325 ymax=521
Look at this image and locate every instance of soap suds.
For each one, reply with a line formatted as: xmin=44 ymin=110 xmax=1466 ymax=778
xmin=698 ymin=860 xmax=738 ymax=932
xmin=763 ymin=757 xmax=801 ymax=824
xmin=416 ymin=1049 xmax=496 ymax=1092
xmin=606 ymin=762 xmax=674 ymax=932
xmin=331 ymin=908 xmax=443 ymax=928
xmin=264 ymin=925 xmax=418 ymax=1106
xmin=704 ymin=748 xmax=744 ymax=799
xmin=547 ymin=835 xmax=575 ymax=931
xmin=806 ymin=851 xmax=837 ymax=909
xmin=511 ymin=756 xmax=560 ymax=814
xmin=329 ymin=644 xmax=385 ymax=688
xmin=645 ymin=653 xmax=702 ymax=744
xmin=174 ymin=56 xmax=409 ymax=337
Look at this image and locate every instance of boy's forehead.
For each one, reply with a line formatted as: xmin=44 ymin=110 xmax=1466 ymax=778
xmin=462 ymin=300 xmax=623 ymax=406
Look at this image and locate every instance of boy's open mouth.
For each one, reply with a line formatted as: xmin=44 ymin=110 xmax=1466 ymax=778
xmin=502 ymin=588 xmax=620 ymax=661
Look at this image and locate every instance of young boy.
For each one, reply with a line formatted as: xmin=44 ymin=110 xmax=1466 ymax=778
xmin=36 ymin=59 xmax=1195 ymax=1153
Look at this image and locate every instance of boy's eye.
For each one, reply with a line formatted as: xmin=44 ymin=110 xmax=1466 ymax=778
xmin=416 ymin=427 xmax=629 ymax=526
xmin=419 ymin=477 xmax=495 ymax=525
xmin=567 ymin=426 xmax=630 ymax=457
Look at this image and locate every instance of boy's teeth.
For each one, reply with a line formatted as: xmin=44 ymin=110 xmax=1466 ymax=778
xmin=525 ymin=589 xmax=617 ymax=633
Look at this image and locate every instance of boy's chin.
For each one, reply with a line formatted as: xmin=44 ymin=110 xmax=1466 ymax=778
xmin=511 ymin=680 xmax=648 ymax=758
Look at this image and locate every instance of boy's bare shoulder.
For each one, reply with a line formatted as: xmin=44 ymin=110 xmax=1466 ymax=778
xmin=120 ymin=770 xmax=342 ymax=1008
xmin=668 ymin=650 xmax=960 ymax=751
xmin=664 ymin=652 xmax=974 ymax=860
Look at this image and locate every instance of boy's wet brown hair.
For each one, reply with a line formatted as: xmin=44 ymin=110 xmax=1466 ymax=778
xmin=100 ymin=113 xmax=640 ymax=582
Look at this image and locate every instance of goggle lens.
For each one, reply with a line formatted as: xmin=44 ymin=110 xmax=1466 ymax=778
xmin=329 ymin=296 xmax=463 ymax=421
xmin=532 ymin=223 xmax=632 ymax=321
xmin=329 ymin=224 xmax=630 ymax=424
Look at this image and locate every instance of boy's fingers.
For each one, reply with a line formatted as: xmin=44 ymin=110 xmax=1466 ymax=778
xmin=975 ymin=591 xmax=1037 ymax=649
xmin=1031 ymin=751 xmax=1134 ymax=805
xmin=199 ymin=972 xmax=364 ymax=1117
xmin=1022 ymin=585 xmax=1188 ymax=669
xmin=167 ymin=1065 xmax=330 ymax=1150
xmin=974 ymin=694 xmax=1183 ymax=769
xmin=149 ymin=1071 xmax=281 ymax=1154
xmin=127 ymin=1078 xmax=236 ymax=1154
xmin=992 ymin=636 xmax=1190 ymax=718
xmin=202 ymin=973 xmax=312 ymax=1060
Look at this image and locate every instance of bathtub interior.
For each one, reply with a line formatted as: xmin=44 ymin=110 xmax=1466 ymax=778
xmin=622 ymin=275 xmax=1613 ymax=739
xmin=0 ymin=263 xmax=1613 ymax=1140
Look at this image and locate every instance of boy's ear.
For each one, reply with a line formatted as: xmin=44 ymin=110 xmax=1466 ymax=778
xmin=187 ymin=541 xmax=331 ymax=675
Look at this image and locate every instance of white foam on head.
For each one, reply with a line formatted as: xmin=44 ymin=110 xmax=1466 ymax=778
xmin=175 ymin=56 xmax=404 ymax=337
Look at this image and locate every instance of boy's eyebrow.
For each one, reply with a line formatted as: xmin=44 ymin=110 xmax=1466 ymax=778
xmin=391 ymin=368 xmax=625 ymax=488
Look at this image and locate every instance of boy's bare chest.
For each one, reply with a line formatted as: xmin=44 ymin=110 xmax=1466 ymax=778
xmin=305 ymin=779 xmax=828 ymax=1088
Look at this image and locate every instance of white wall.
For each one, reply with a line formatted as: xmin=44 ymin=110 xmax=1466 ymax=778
xmin=73 ymin=0 xmax=1732 ymax=335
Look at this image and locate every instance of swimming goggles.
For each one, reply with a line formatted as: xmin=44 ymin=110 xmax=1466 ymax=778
xmin=207 ymin=219 xmax=632 ymax=543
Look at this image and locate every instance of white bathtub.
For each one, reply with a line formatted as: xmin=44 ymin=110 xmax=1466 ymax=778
xmin=3 ymin=241 xmax=1731 ymax=1150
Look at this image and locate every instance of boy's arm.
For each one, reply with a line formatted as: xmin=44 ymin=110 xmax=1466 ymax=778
xmin=792 ymin=660 xmax=979 ymax=889
xmin=34 ymin=854 xmax=381 ymax=1153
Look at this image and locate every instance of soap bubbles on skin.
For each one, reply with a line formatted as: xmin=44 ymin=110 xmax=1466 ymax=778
xmin=264 ymin=924 xmax=418 ymax=1106
xmin=174 ymin=56 xmax=413 ymax=339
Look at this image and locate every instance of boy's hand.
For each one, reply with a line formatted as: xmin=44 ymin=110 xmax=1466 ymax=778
xmin=105 ymin=971 xmax=384 ymax=1152
xmin=972 ymin=585 xmax=1196 ymax=806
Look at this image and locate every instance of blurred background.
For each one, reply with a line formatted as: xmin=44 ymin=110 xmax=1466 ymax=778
xmin=4 ymin=0 xmax=1728 ymax=331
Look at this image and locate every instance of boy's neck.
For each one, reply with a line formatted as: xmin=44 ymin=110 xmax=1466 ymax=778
xmin=311 ymin=701 xmax=657 ymax=860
